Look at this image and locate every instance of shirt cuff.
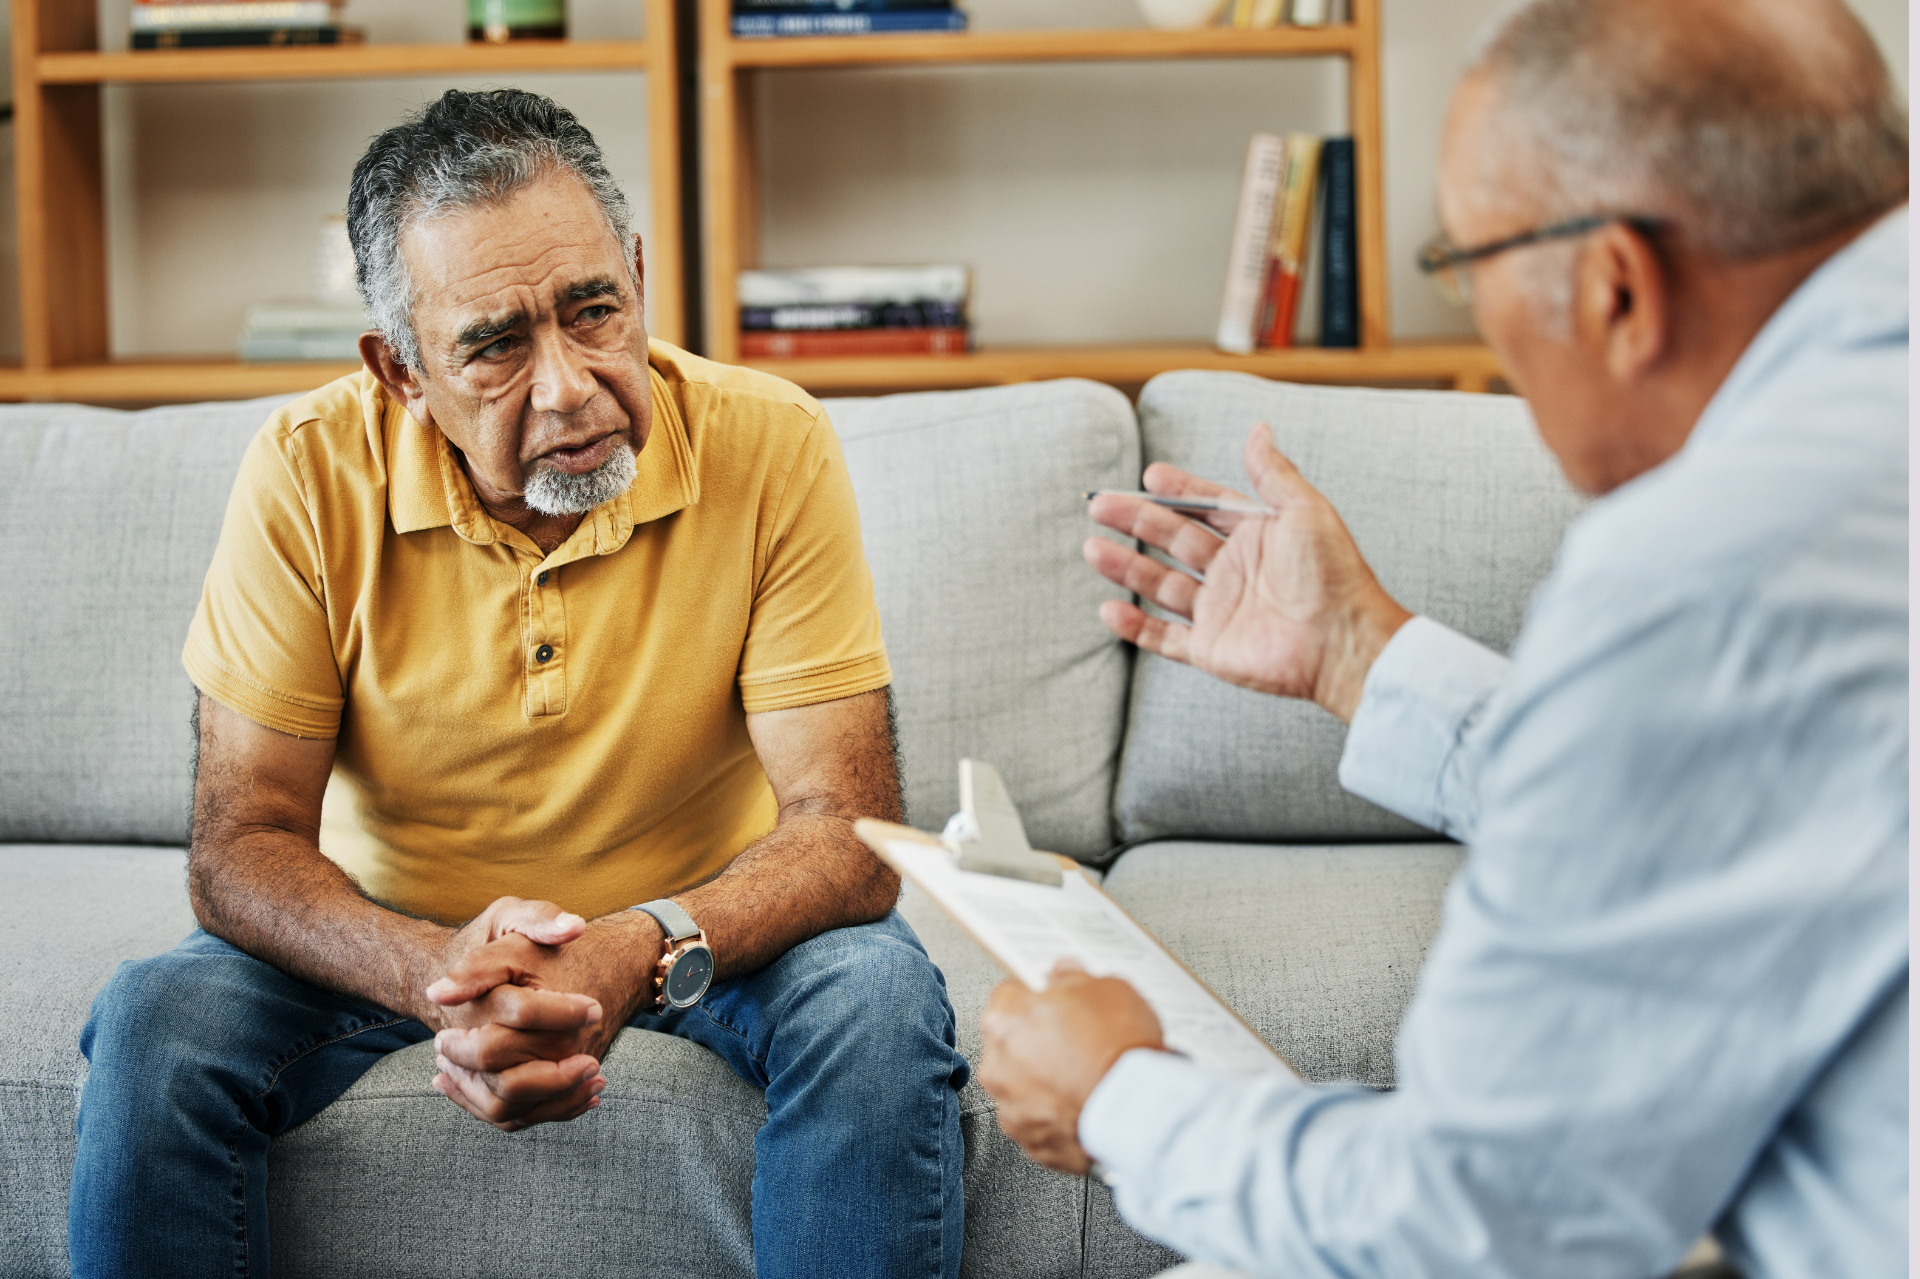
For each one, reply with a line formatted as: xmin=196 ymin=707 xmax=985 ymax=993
xmin=1079 ymin=1048 xmax=1216 ymax=1185
xmin=1337 ymin=615 xmax=1508 ymax=838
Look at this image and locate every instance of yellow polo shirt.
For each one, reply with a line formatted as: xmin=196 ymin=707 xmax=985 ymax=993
xmin=183 ymin=342 xmax=890 ymax=924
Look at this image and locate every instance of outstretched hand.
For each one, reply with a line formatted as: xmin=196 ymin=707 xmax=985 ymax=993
xmin=1084 ymin=424 xmax=1411 ymax=722
xmin=422 ymin=897 xmax=655 ymax=1132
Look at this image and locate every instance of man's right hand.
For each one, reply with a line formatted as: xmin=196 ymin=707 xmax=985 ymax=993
xmin=1084 ymin=423 xmax=1412 ymax=723
xmin=421 ymin=897 xmax=612 ymax=1131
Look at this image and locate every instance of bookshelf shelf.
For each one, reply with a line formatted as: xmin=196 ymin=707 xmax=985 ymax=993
xmin=37 ymin=40 xmax=654 ymax=85
xmin=718 ymin=25 xmax=1362 ymax=70
xmin=0 ymin=359 xmax=362 ymax=404
xmin=7 ymin=3 xmax=684 ymax=404
xmin=698 ymin=0 xmax=1498 ymax=393
xmin=740 ymin=341 xmax=1502 ymax=395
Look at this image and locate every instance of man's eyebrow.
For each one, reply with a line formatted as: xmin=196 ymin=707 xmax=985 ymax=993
xmin=563 ymin=276 xmax=625 ymax=304
xmin=454 ymin=311 xmax=526 ymax=350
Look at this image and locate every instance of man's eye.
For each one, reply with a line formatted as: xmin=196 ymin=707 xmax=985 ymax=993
xmin=578 ymin=305 xmax=613 ymax=323
xmin=479 ymin=336 xmax=515 ymax=358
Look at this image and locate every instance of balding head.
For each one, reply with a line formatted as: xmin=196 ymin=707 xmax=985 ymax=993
xmin=1463 ymin=0 xmax=1906 ymax=259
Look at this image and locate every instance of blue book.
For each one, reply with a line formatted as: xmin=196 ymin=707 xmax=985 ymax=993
xmin=735 ymin=2 xmax=954 ymax=9
xmin=1318 ymin=137 xmax=1359 ymax=349
xmin=733 ymin=10 xmax=969 ymax=36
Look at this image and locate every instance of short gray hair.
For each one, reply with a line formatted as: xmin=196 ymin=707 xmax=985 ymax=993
xmin=1468 ymin=0 xmax=1908 ymax=261
xmin=346 ymin=88 xmax=633 ymax=370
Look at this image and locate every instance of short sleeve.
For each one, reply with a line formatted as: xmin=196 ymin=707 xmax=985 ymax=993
xmin=182 ymin=420 xmax=345 ymax=737
xmin=736 ymin=413 xmax=891 ymax=713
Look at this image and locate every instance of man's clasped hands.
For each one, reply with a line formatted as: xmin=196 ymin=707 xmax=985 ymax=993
xmin=421 ymin=896 xmax=665 ymax=1131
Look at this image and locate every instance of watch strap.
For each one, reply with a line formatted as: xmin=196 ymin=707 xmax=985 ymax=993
xmin=630 ymin=898 xmax=701 ymax=944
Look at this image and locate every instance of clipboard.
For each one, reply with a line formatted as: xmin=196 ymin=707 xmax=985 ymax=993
xmin=858 ymin=761 xmax=1296 ymax=1078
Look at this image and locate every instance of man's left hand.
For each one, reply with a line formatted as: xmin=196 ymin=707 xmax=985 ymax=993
xmin=426 ymin=911 xmax=665 ymax=1131
xmin=978 ymin=961 xmax=1166 ymax=1174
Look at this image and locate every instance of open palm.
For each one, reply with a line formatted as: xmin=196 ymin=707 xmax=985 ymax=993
xmin=1084 ymin=425 xmax=1410 ymax=722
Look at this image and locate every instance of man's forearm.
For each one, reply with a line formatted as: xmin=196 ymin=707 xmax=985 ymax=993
xmin=672 ymin=812 xmax=899 ymax=982
xmin=190 ymin=833 xmax=452 ymax=1023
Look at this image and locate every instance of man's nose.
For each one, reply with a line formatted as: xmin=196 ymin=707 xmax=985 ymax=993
xmin=526 ymin=325 xmax=598 ymax=415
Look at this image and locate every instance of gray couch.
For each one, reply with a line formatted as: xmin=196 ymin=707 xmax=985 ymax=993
xmin=0 ymin=372 xmax=1582 ymax=1277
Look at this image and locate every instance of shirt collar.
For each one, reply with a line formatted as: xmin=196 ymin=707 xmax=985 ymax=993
xmin=383 ymin=358 xmax=699 ymax=554
xmin=1687 ymin=204 xmax=1908 ymax=451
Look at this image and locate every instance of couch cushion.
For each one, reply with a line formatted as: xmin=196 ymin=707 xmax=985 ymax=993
xmin=0 ymin=397 xmax=294 ymax=845
xmin=0 ymin=844 xmax=1086 ymax=1278
xmin=1114 ymin=374 xmax=1585 ymax=844
xmin=829 ymin=381 xmax=1141 ymax=860
xmin=1101 ymin=840 xmax=1466 ymax=1088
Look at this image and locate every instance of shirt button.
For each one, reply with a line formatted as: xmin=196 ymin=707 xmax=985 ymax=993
xmin=535 ymin=644 xmax=554 ymax=663
xmin=537 ymin=571 xmax=550 ymax=586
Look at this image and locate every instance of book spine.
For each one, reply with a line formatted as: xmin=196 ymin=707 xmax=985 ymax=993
xmin=732 ymin=11 xmax=968 ymax=35
xmin=740 ymin=327 xmax=970 ymax=358
xmin=132 ymin=26 xmax=357 ymax=47
xmin=741 ymin=300 xmax=966 ymax=330
xmin=1257 ymin=134 xmax=1322 ymax=349
xmin=1216 ymin=133 xmax=1287 ymax=355
xmin=131 ymin=3 xmax=338 ymax=31
xmin=1318 ymin=136 xmax=1358 ymax=348
xmin=1288 ymin=0 xmax=1330 ymax=24
xmin=733 ymin=1 xmax=955 ymax=10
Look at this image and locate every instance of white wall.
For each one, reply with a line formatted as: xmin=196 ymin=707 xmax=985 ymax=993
xmin=0 ymin=0 xmax=1903 ymax=358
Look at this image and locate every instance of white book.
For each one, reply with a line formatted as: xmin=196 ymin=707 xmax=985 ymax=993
xmin=1215 ymin=133 xmax=1287 ymax=355
xmin=1289 ymin=0 xmax=1330 ymax=25
xmin=738 ymin=265 xmax=970 ymax=307
xmin=132 ymin=3 xmax=341 ymax=31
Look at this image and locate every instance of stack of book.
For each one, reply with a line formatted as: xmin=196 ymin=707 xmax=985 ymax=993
xmin=131 ymin=1 xmax=360 ymax=49
xmin=733 ymin=1 xmax=968 ymax=39
xmin=1216 ymin=132 xmax=1358 ymax=353
xmin=1217 ymin=0 xmax=1345 ymax=26
xmin=238 ymin=300 xmax=369 ymax=362
xmin=739 ymin=266 xmax=970 ymax=358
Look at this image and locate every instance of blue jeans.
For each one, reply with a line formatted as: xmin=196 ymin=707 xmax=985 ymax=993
xmin=70 ymin=910 xmax=968 ymax=1278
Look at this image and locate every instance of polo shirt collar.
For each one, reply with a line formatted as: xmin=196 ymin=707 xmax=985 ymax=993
xmin=383 ymin=363 xmax=699 ymax=554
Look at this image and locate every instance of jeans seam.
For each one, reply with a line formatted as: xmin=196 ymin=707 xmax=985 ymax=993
xmin=249 ymin=1014 xmax=411 ymax=1103
xmin=696 ymin=1004 xmax=769 ymax=1069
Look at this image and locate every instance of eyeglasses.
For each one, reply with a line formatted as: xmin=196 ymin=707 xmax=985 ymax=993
xmin=1417 ymin=214 xmax=1662 ymax=306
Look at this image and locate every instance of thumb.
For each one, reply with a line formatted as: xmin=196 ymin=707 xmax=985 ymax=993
xmin=493 ymin=899 xmax=587 ymax=946
xmin=1242 ymin=423 xmax=1308 ymax=510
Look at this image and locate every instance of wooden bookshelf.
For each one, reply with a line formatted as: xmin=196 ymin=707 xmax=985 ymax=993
xmin=6 ymin=2 xmax=684 ymax=405
xmin=699 ymin=0 xmax=1499 ymax=394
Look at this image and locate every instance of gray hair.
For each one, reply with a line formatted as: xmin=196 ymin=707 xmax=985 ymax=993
xmin=346 ymin=88 xmax=633 ymax=370
xmin=1467 ymin=0 xmax=1908 ymax=262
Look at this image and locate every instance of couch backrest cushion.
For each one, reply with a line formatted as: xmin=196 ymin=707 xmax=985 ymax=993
xmin=1113 ymin=372 xmax=1585 ymax=845
xmin=0 ymin=396 xmax=292 ymax=844
xmin=829 ymin=380 xmax=1140 ymax=860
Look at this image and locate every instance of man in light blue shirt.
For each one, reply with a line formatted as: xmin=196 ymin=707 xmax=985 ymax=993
xmin=974 ymin=1 xmax=1908 ymax=1277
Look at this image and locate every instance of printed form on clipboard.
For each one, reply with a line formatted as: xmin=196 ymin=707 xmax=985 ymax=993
xmin=856 ymin=760 xmax=1295 ymax=1080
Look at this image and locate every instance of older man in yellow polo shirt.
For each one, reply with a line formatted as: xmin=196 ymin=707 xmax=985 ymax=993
xmin=68 ymin=89 xmax=967 ymax=1279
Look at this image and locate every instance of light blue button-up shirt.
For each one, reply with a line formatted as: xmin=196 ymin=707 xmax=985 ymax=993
xmin=1079 ymin=208 xmax=1908 ymax=1279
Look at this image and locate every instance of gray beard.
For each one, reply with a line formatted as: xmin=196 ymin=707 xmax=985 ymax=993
xmin=522 ymin=444 xmax=637 ymax=516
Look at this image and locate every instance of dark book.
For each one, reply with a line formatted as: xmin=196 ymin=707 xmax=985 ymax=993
xmin=733 ymin=10 xmax=968 ymax=36
xmin=132 ymin=25 xmax=362 ymax=48
xmin=1318 ymin=137 xmax=1358 ymax=348
xmin=734 ymin=1 xmax=953 ymax=10
xmin=741 ymin=327 xmax=970 ymax=358
xmin=741 ymin=300 xmax=967 ymax=331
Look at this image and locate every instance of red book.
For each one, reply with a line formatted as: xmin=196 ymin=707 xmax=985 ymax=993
xmin=740 ymin=327 xmax=970 ymax=359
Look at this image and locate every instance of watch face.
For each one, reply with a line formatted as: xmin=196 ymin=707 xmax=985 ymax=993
xmin=665 ymin=944 xmax=715 ymax=1007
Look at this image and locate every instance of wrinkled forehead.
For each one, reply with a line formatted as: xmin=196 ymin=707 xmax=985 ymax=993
xmin=400 ymin=173 xmax=630 ymax=311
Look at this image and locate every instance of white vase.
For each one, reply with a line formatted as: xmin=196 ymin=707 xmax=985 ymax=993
xmin=1136 ymin=0 xmax=1221 ymax=28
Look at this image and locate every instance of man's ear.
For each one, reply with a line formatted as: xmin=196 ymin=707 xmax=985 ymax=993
xmin=1578 ymin=222 xmax=1669 ymax=384
xmin=359 ymin=331 xmax=434 ymax=428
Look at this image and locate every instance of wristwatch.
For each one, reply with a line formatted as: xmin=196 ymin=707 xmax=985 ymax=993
xmin=628 ymin=899 xmax=716 ymax=1011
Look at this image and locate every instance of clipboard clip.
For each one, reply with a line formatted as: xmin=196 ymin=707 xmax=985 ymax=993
xmin=939 ymin=759 xmax=1065 ymax=887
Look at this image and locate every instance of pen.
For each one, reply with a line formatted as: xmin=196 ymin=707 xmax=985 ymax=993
xmin=1083 ymin=490 xmax=1278 ymax=517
